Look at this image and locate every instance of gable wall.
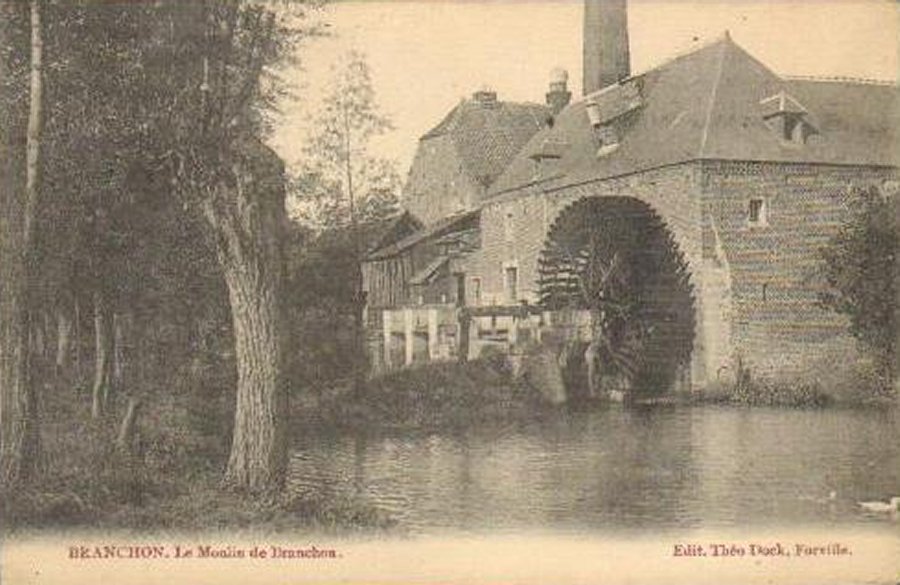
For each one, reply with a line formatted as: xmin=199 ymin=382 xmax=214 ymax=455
xmin=402 ymin=135 xmax=483 ymax=225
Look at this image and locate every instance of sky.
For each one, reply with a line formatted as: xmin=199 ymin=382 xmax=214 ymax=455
xmin=270 ymin=0 xmax=898 ymax=175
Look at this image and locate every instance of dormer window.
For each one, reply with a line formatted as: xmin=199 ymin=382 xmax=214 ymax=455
xmin=586 ymin=104 xmax=619 ymax=155
xmin=529 ymin=139 xmax=567 ymax=181
xmin=595 ymin=124 xmax=620 ymax=157
xmin=584 ymin=79 xmax=642 ymax=157
xmin=760 ymin=91 xmax=816 ymax=145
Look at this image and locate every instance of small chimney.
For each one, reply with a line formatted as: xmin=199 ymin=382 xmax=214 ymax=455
xmin=583 ymin=0 xmax=631 ymax=96
xmin=473 ymin=88 xmax=498 ymax=108
xmin=545 ymin=68 xmax=572 ymax=115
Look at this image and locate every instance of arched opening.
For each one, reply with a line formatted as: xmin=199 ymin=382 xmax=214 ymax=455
xmin=538 ymin=196 xmax=695 ymax=399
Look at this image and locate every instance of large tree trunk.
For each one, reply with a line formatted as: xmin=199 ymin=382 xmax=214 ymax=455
xmin=204 ymin=143 xmax=289 ymax=494
xmin=221 ymin=260 xmax=286 ymax=492
xmin=0 ymin=0 xmax=43 ymax=486
xmin=0 ymin=267 xmax=40 ymax=486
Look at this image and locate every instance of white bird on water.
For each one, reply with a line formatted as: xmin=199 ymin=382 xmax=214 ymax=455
xmin=858 ymin=497 xmax=900 ymax=513
xmin=798 ymin=490 xmax=837 ymax=505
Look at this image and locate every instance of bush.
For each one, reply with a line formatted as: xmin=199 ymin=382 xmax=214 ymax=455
xmin=723 ymin=363 xmax=831 ymax=407
xmin=308 ymin=359 xmax=546 ymax=432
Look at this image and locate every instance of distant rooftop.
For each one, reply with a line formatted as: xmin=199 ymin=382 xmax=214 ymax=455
xmin=420 ymin=92 xmax=550 ymax=188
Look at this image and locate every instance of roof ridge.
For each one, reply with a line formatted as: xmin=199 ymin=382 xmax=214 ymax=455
xmin=785 ymin=74 xmax=897 ymax=87
xmin=578 ymin=32 xmax=736 ymax=106
xmin=626 ymin=32 xmax=733 ymax=81
xmin=698 ymin=35 xmax=730 ymax=158
xmin=421 ymin=98 xmax=549 ymax=139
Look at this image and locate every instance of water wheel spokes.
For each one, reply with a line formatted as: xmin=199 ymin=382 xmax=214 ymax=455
xmin=538 ymin=197 xmax=695 ymax=396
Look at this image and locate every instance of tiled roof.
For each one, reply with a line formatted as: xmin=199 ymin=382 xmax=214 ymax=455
xmin=366 ymin=209 xmax=480 ymax=261
xmin=364 ymin=211 xmax=423 ymax=254
xmin=490 ymin=35 xmax=898 ymax=197
xmin=408 ymin=256 xmax=449 ymax=286
xmin=421 ymin=98 xmax=550 ymax=188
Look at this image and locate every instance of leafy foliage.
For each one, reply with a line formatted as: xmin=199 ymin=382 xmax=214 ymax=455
xmin=290 ymin=50 xmax=401 ymax=229
xmin=819 ymin=186 xmax=898 ymax=382
xmin=1 ymin=0 xmax=328 ymax=495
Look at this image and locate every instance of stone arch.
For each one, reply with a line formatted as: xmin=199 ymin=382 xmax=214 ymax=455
xmin=537 ymin=196 xmax=696 ymax=397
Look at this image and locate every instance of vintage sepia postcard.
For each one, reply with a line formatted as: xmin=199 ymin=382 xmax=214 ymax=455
xmin=0 ymin=0 xmax=898 ymax=583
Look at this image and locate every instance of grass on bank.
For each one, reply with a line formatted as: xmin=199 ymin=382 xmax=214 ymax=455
xmin=695 ymin=359 xmax=896 ymax=408
xmin=0 ymin=364 xmax=393 ymax=535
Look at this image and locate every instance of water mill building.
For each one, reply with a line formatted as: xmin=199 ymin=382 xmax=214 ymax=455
xmin=361 ymin=0 xmax=899 ymax=396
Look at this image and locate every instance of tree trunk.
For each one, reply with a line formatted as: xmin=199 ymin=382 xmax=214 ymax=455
xmin=112 ymin=312 xmax=129 ymax=400
xmin=0 ymin=0 xmax=43 ymax=487
xmin=116 ymin=397 xmax=142 ymax=453
xmin=352 ymin=287 xmax=365 ymax=393
xmin=55 ymin=304 xmax=73 ymax=376
xmin=585 ymin=341 xmax=602 ymax=399
xmin=0 ymin=272 xmax=40 ymax=486
xmin=203 ymin=144 xmax=289 ymax=495
xmin=31 ymin=313 xmax=45 ymax=358
xmin=73 ymin=296 xmax=82 ymax=385
xmin=222 ymin=262 xmax=287 ymax=493
xmin=91 ymin=291 xmax=113 ymax=419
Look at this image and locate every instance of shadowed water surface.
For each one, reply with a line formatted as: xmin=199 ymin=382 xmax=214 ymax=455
xmin=289 ymin=406 xmax=900 ymax=535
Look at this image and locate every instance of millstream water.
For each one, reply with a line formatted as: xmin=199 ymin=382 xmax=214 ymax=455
xmin=288 ymin=405 xmax=900 ymax=535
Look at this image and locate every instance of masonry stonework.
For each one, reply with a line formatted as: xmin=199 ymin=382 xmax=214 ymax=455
xmin=472 ymin=163 xmax=723 ymax=387
xmin=701 ymin=161 xmax=899 ymax=382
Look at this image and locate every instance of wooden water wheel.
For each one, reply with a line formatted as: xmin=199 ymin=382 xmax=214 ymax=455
xmin=538 ymin=197 xmax=695 ymax=397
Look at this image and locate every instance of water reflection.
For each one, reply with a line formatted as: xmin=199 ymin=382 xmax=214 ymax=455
xmin=288 ymin=406 xmax=900 ymax=535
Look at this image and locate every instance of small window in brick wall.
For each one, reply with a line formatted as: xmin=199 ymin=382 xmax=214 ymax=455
xmin=748 ymin=197 xmax=767 ymax=226
xmin=504 ymin=211 xmax=514 ymax=242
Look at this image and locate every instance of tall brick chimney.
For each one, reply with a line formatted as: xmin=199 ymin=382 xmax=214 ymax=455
xmin=583 ymin=0 xmax=631 ymax=96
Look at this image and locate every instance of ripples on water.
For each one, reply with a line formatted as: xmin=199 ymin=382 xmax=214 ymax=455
xmin=288 ymin=406 xmax=900 ymax=535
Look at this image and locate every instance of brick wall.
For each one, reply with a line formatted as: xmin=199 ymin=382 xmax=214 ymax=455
xmin=700 ymin=160 xmax=898 ymax=381
xmin=469 ymin=160 xmax=898 ymax=388
xmin=401 ymin=134 xmax=483 ymax=225
xmin=471 ymin=164 xmax=721 ymax=389
xmin=476 ymin=164 xmax=703 ymax=307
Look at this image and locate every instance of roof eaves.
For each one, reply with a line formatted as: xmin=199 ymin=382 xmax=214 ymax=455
xmin=365 ymin=209 xmax=480 ymax=261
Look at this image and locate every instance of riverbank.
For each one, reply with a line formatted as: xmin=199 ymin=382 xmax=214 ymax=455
xmin=301 ymin=358 xmax=896 ymax=434
xmin=298 ymin=358 xmax=552 ymax=433
xmin=4 ymin=357 xmax=893 ymax=534
xmin=0 ymin=374 xmax=394 ymax=536
xmin=692 ymin=363 xmax=897 ymax=408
